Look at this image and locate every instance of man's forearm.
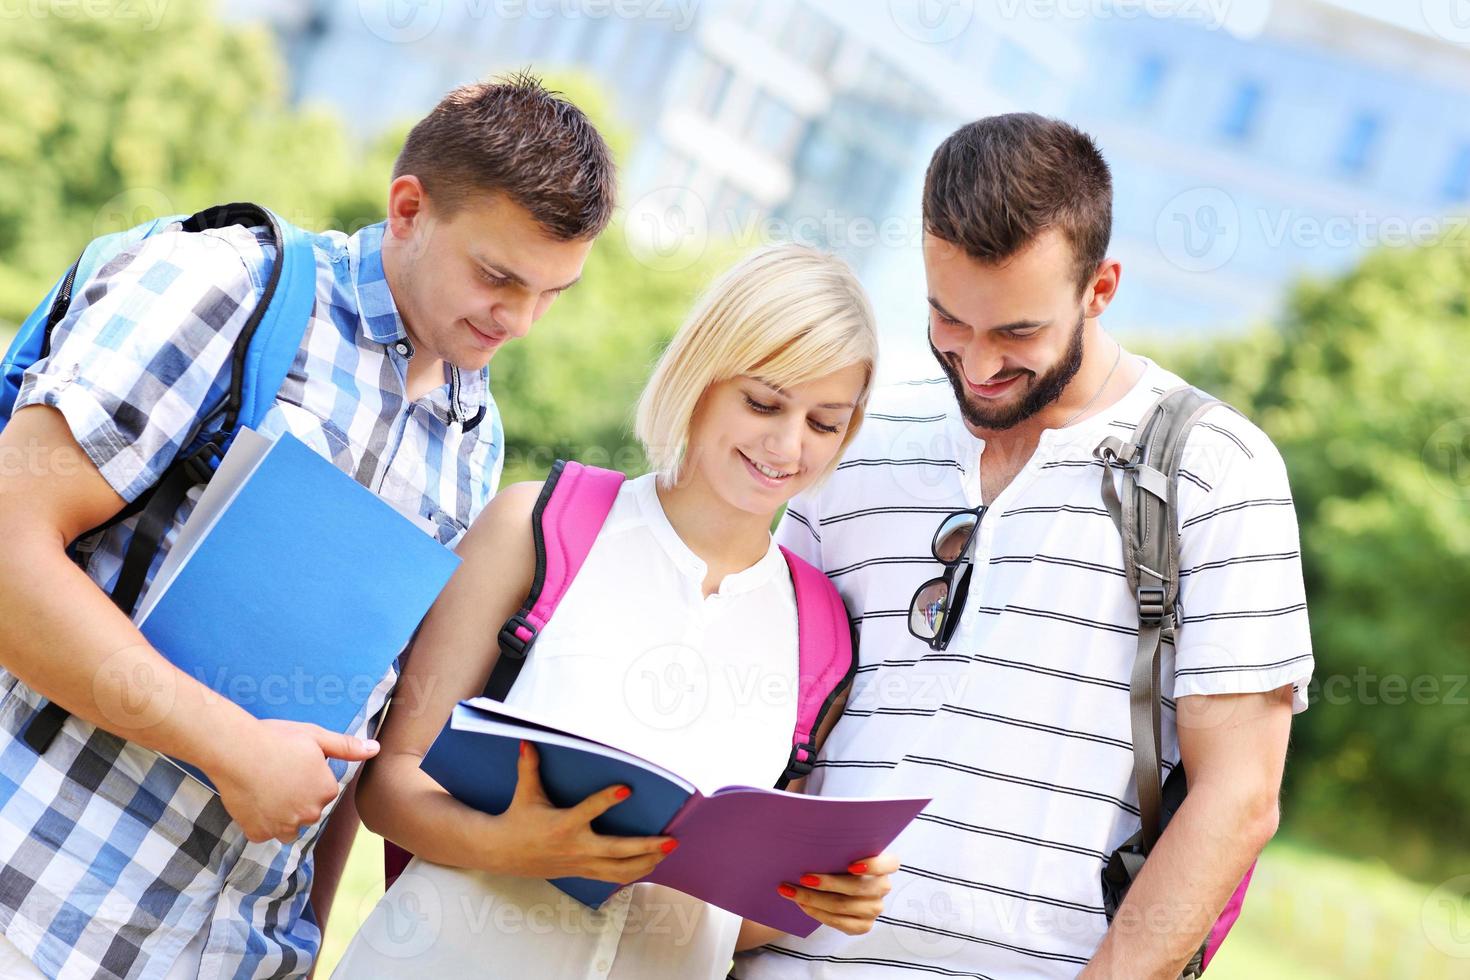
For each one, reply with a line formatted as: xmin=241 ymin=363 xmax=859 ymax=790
xmin=0 ymin=524 xmax=255 ymax=774
xmin=1081 ymin=781 xmax=1278 ymax=979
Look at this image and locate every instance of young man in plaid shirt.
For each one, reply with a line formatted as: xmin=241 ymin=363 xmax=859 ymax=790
xmin=0 ymin=74 xmax=614 ymax=980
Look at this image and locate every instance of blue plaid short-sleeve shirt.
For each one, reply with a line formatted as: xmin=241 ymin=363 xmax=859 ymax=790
xmin=0 ymin=218 xmax=503 ymax=979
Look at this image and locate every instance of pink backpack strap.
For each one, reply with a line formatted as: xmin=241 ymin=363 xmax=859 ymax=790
xmin=483 ymin=459 xmax=625 ymax=700
xmin=777 ymin=545 xmax=857 ymax=789
xmin=386 ymin=459 xmax=624 ymax=889
xmin=1200 ymin=860 xmax=1255 ymax=970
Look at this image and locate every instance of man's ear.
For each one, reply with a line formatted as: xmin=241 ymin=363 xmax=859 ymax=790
xmin=1083 ymin=258 xmax=1122 ymax=319
xmin=385 ymin=175 xmax=429 ymax=241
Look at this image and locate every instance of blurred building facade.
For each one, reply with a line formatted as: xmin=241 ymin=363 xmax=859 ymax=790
xmin=235 ymin=0 xmax=1470 ymax=374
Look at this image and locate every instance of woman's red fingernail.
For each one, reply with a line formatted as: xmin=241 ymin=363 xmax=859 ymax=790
xmin=519 ymin=741 xmax=528 ymax=757
xmin=777 ymin=884 xmax=798 ymax=898
xmin=614 ymin=786 xmax=632 ymax=800
xmin=848 ymin=861 xmax=868 ymax=874
xmin=661 ymin=839 xmax=679 ymax=854
xmin=800 ymin=874 xmax=821 ymax=887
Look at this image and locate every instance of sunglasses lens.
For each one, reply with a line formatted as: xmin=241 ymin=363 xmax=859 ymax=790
xmin=933 ymin=512 xmax=979 ymax=563
xmin=909 ymin=578 xmax=950 ymax=639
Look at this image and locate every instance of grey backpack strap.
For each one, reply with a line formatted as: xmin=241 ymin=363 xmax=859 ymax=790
xmin=1093 ymin=385 xmax=1222 ymax=854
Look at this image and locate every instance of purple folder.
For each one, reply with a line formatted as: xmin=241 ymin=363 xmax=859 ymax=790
xmin=428 ymin=698 xmax=930 ymax=936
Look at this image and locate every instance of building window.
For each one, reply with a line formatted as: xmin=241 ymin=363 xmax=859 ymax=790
xmin=1128 ymin=54 xmax=1167 ymax=109
xmin=1336 ymin=111 xmax=1381 ymax=177
xmin=694 ymin=58 xmax=731 ymax=118
xmin=778 ymin=5 xmax=839 ymax=73
xmin=1220 ymin=79 xmax=1263 ymax=142
xmin=1442 ymin=143 xmax=1470 ymax=202
xmin=746 ymin=90 xmax=804 ymax=157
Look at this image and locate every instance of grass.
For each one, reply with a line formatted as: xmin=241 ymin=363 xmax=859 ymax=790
xmin=316 ymin=832 xmax=1470 ymax=977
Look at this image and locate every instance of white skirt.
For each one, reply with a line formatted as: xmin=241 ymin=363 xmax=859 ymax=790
xmin=331 ymin=857 xmax=740 ymax=979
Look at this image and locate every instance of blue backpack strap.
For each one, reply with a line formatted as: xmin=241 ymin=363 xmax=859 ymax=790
xmin=776 ymin=548 xmax=857 ymax=790
xmin=481 ymin=460 xmax=626 ymax=701
xmin=20 ymin=203 xmax=318 ymax=755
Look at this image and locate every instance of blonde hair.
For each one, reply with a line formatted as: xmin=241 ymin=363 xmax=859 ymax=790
xmin=636 ymin=244 xmax=879 ymax=487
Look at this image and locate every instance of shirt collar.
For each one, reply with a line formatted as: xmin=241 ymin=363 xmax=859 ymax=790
xmin=348 ymin=221 xmax=488 ymax=425
xmin=631 ymin=474 xmax=787 ymax=596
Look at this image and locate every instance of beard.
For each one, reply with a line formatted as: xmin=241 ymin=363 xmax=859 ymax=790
xmin=930 ymin=311 xmax=1087 ymax=431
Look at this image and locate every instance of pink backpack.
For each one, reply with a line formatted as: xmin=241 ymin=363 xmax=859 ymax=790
xmin=383 ymin=460 xmax=857 ymax=888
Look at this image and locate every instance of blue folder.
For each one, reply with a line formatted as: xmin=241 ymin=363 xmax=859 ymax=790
xmin=136 ymin=429 xmax=461 ymax=788
xmin=422 ymin=701 xmax=695 ymax=908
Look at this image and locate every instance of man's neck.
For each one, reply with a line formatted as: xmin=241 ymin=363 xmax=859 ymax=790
xmin=404 ymin=351 xmax=446 ymax=404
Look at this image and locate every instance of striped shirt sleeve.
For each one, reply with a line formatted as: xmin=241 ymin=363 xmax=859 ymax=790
xmin=15 ymin=228 xmax=262 ymax=503
xmin=774 ymin=484 xmax=825 ymax=571
xmin=1172 ymin=411 xmax=1314 ymax=712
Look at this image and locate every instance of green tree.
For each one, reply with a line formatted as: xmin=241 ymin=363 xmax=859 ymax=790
xmin=1166 ymin=233 xmax=1470 ymax=873
xmin=0 ymin=0 xmax=400 ymax=327
xmin=0 ymin=1 xmax=730 ymax=477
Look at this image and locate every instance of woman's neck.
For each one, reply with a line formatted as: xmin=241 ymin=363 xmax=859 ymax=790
xmin=656 ymin=476 xmax=774 ymax=597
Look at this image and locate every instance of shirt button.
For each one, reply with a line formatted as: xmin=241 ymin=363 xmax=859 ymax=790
xmin=594 ymin=960 xmax=611 ymax=974
xmin=394 ymin=341 xmax=411 ymax=357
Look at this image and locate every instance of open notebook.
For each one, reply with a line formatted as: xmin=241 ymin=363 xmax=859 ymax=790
xmin=422 ymin=697 xmax=930 ymax=936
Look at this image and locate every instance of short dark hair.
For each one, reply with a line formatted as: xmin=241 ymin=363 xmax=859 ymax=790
xmin=394 ymin=71 xmax=616 ymax=240
xmin=922 ymin=113 xmax=1112 ymax=294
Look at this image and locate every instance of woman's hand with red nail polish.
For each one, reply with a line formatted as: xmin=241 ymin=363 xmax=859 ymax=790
xmin=773 ymin=851 xmax=900 ymax=936
xmin=488 ymin=741 xmax=676 ymax=884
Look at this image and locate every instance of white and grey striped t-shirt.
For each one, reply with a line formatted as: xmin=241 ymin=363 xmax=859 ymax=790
xmin=734 ymin=357 xmax=1313 ymax=979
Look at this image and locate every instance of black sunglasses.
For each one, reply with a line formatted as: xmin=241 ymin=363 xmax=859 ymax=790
xmin=907 ymin=505 xmax=986 ymax=651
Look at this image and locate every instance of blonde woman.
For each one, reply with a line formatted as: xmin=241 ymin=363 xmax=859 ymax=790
xmin=333 ymin=245 xmax=893 ymax=977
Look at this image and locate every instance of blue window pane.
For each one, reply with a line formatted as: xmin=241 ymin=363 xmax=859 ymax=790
xmin=1221 ymin=80 xmax=1263 ymax=141
xmin=1128 ymin=54 xmax=1167 ymax=109
xmin=1441 ymin=144 xmax=1470 ymax=202
xmin=1337 ymin=112 xmax=1381 ymax=176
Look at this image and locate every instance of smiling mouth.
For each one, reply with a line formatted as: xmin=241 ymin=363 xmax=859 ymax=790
xmin=739 ymin=450 xmax=797 ymax=482
xmin=966 ymin=371 xmax=1025 ymax=398
xmin=465 ymin=320 xmax=504 ymax=345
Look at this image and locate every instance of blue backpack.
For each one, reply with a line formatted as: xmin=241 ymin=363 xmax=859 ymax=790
xmin=0 ymin=202 xmax=320 ymax=753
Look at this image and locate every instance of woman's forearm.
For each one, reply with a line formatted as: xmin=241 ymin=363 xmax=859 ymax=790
xmin=356 ymin=753 xmax=512 ymax=874
xmin=736 ymin=919 xmax=786 ymax=952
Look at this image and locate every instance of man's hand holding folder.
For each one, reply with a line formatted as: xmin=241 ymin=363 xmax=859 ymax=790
xmin=213 ymin=720 xmax=382 ymax=844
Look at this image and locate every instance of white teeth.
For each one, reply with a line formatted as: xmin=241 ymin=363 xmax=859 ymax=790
xmin=750 ymin=457 xmax=793 ymax=480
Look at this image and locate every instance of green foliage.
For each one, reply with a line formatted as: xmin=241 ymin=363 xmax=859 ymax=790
xmin=490 ymin=232 xmax=726 ymax=484
xmin=1164 ymin=234 xmax=1470 ymax=873
xmin=0 ymin=4 xmax=725 ymax=485
xmin=0 ymin=0 xmax=401 ymax=325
